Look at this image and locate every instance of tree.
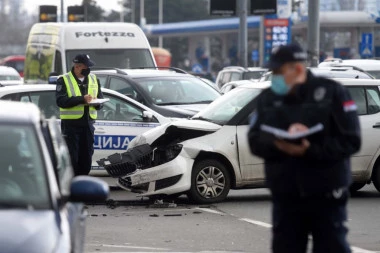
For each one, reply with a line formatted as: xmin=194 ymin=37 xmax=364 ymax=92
xmin=82 ymin=0 xmax=105 ymax=21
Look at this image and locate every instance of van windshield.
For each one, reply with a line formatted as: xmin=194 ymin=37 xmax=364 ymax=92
xmin=66 ymin=49 xmax=155 ymax=70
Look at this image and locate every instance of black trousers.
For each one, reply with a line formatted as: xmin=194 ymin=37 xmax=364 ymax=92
xmin=271 ymin=189 xmax=351 ymax=253
xmin=61 ymin=122 xmax=95 ymax=176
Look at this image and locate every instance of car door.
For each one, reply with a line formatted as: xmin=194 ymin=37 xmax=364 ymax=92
xmin=93 ymin=91 xmax=161 ymax=169
xmin=236 ymin=123 xmax=266 ymax=184
xmin=347 ymin=86 xmax=380 ymax=175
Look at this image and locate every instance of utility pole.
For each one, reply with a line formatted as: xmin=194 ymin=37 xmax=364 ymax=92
xmin=238 ymin=0 xmax=248 ymax=68
xmin=140 ymin=0 xmax=145 ymax=27
xmin=60 ymin=0 xmax=64 ymax=22
xmin=158 ymin=0 xmax=163 ymax=48
xmin=131 ymin=0 xmax=135 ymax=23
xmin=259 ymin=16 xmax=264 ymax=67
xmin=307 ymin=0 xmax=320 ymax=67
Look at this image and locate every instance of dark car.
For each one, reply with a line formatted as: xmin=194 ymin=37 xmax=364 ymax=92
xmin=0 ymin=101 xmax=109 ymax=253
xmin=93 ymin=68 xmax=221 ymax=118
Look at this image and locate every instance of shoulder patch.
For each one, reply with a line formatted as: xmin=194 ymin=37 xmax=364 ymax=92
xmin=56 ymin=84 xmax=62 ymax=92
xmin=314 ymin=87 xmax=326 ymax=101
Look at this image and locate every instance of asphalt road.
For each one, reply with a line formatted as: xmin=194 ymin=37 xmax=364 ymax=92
xmin=84 ymin=179 xmax=380 ymax=253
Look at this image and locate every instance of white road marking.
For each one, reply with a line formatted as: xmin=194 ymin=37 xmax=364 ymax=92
xmin=195 ymin=207 xmax=225 ymax=215
xmin=86 ymin=243 xmax=169 ymax=250
xmin=351 ymin=246 xmax=379 ymax=253
xmin=239 ymin=218 xmax=272 ymax=228
xmin=239 ymin=219 xmax=379 ymax=253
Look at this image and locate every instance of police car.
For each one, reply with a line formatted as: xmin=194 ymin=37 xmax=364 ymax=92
xmin=0 ymin=85 xmax=170 ymax=171
xmin=104 ymin=79 xmax=380 ymax=203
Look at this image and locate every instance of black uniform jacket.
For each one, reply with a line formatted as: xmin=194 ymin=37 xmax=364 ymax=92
xmin=56 ymin=68 xmax=104 ymax=127
xmin=248 ymin=72 xmax=361 ymax=197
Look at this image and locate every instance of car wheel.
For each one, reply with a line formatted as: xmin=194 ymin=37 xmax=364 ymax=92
xmin=349 ymin=182 xmax=366 ymax=194
xmin=372 ymin=163 xmax=380 ymax=192
xmin=187 ymin=159 xmax=230 ymax=204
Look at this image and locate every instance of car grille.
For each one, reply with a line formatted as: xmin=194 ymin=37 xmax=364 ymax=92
xmin=97 ymin=144 xmax=153 ymax=178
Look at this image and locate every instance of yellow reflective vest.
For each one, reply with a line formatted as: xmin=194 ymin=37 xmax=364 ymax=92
xmin=59 ymin=72 xmax=98 ymax=120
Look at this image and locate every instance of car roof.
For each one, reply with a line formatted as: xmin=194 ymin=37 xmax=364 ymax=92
xmin=0 ymin=66 xmax=20 ymax=76
xmin=333 ymin=78 xmax=380 ymax=86
xmin=310 ymin=67 xmax=372 ymax=79
xmin=319 ymin=59 xmax=380 ymax=71
xmin=92 ymin=69 xmax=192 ymax=78
xmin=0 ymin=100 xmax=41 ymax=124
xmin=239 ymin=81 xmax=271 ymax=89
xmin=221 ymin=66 xmax=267 ymax=72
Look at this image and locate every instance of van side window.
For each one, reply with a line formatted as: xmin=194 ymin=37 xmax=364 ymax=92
xmin=54 ymin=50 xmax=63 ymax=75
xmin=348 ymin=87 xmax=366 ymax=115
xmin=366 ymin=87 xmax=380 ymax=114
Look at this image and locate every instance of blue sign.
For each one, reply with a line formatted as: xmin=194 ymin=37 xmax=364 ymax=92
xmin=360 ymin=33 xmax=373 ymax=58
xmin=251 ymin=50 xmax=259 ymax=62
xmin=192 ymin=63 xmax=203 ymax=73
xmin=263 ymin=18 xmax=292 ymax=64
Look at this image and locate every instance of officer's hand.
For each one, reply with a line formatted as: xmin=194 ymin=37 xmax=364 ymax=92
xmin=274 ymin=139 xmax=310 ymax=157
xmin=84 ymin=94 xmax=93 ymax=104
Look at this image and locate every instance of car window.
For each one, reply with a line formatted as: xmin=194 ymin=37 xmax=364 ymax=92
xmin=348 ymin=87 xmax=367 ymax=115
xmin=97 ymin=76 xmax=107 ymax=88
xmin=221 ymin=72 xmax=231 ymax=85
xmin=230 ymin=72 xmax=241 ymax=81
xmin=109 ymin=77 xmax=138 ymax=99
xmin=0 ymin=125 xmax=50 ymax=209
xmin=244 ymin=71 xmax=267 ymax=80
xmin=366 ymin=88 xmax=380 ymax=114
xmin=19 ymin=91 xmax=59 ymax=118
xmin=137 ymin=76 xmax=220 ymax=105
xmin=47 ymin=119 xmax=73 ymax=196
xmin=98 ymin=93 xmax=154 ymax=122
xmin=217 ymin=73 xmax=225 ymax=86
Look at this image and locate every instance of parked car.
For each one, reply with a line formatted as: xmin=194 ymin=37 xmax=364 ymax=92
xmin=102 ymin=79 xmax=380 ymax=203
xmin=0 ymin=55 xmax=25 ymax=77
xmin=92 ymin=68 xmax=221 ymax=118
xmin=0 ymin=66 xmax=23 ymax=86
xmin=0 ymin=101 xmax=109 ymax=253
xmin=319 ymin=58 xmax=380 ymax=79
xmin=0 ymin=85 xmax=170 ymax=171
xmin=215 ymin=66 xmax=267 ymax=89
xmin=220 ymin=80 xmax=254 ymax=94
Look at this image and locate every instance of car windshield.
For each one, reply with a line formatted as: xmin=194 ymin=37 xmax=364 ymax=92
xmin=0 ymin=125 xmax=50 ymax=209
xmin=367 ymin=71 xmax=380 ymax=79
xmin=66 ymin=49 xmax=155 ymax=71
xmin=193 ymin=87 xmax=262 ymax=125
xmin=135 ymin=76 xmax=221 ymax=105
xmin=0 ymin=75 xmax=21 ymax=81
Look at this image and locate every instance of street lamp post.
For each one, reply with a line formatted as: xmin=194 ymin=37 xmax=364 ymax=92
xmin=158 ymin=0 xmax=163 ymax=48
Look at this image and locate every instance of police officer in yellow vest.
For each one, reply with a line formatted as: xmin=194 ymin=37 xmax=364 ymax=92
xmin=56 ymin=54 xmax=103 ymax=176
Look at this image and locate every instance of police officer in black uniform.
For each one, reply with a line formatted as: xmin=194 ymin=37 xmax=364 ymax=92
xmin=248 ymin=44 xmax=361 ymax=253
xmin=56 ymin=54 xmax=103 ymax=176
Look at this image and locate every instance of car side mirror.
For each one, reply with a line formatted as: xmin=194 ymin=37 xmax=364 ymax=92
xmin=70 ymin=176 xmax=109 ymax=203
xmin=48 ymin=76 xmax=58 ymax=84
xmin=142 ymin=111 xmax=153 ymax=122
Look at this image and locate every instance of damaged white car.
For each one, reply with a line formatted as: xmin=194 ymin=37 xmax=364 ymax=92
xmin=98 ymin=83 xmax=269 ymax=203
xmin=99 ymin=78 xmax=380 ymax=203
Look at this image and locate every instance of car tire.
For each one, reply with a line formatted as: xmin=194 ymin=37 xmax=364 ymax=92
xmin=372 ymin=163 xmax=380 ymax=192
xmin=187 ymin=159 xmax=230 ymax=204
xmin=349 ymin=182 xmax=366 ymax=194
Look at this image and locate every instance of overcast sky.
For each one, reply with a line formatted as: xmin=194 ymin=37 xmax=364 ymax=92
xmin=22 ymin=0 xmax=122 ymax=15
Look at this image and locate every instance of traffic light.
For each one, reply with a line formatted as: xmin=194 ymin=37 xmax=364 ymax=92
xmin=67 ymin=6 xmax=85 ymax=22
xmin=209 ymin=0 xmax=236 ymax=16
xmin=251 ymin=0 xmax=277 ymax=15
xmin=39 ymin=5 xmax=57 ymax=22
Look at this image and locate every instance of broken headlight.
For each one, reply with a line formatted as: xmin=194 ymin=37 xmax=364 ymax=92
xmin=165 ymin=144 xmax=183 ymax=161
xmin=153 ymin=144 xmax=183 ymax=165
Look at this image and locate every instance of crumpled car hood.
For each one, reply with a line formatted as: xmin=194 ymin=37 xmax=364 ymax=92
xmin=0 ymin=210 xmax=61 ymax=253
xmin=129 ymin=119 xmax=221 ymax=148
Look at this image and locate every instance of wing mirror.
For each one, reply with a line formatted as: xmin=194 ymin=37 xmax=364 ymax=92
xmin=142 ymin=111 xmax=153 ymax=122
